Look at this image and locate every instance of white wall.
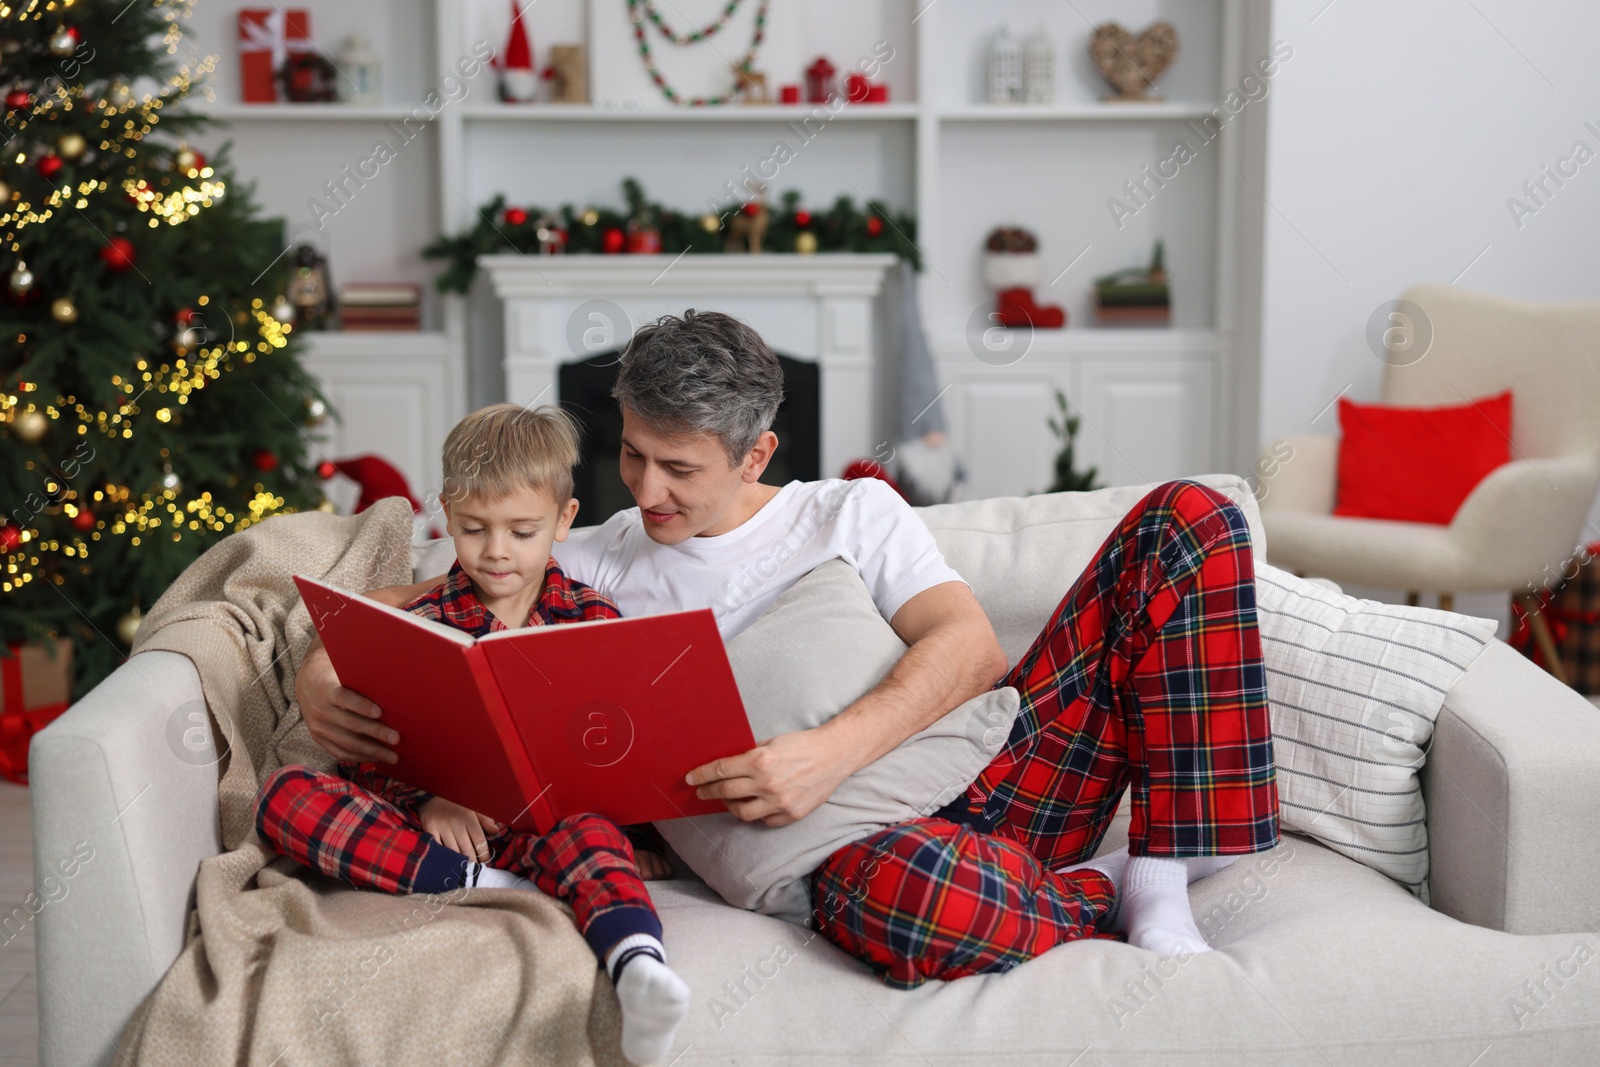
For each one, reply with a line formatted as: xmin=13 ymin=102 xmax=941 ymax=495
xmin=1258 ymin=0 xmax=1600 ymax=627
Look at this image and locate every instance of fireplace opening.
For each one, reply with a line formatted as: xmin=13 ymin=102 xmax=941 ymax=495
xmin=559 ymin=352 xmax=821 ymax=524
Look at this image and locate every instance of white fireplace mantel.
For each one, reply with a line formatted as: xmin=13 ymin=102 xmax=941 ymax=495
xmin=480 ymin=253 xmax=899 ymax=478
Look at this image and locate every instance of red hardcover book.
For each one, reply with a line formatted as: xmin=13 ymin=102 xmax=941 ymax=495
xmin=293 ymin=574 xmax=755 ymax=833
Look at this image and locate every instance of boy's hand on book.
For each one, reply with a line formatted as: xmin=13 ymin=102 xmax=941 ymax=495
xmin=296 ymin=646 xmax=401 ymax=764
xmin=634 ymin=850 xmax=673 ymax=880
xmin=417 ymin=796 xmax=502 ymax=861
xmin=686 ymin=727 xmax=852 ymax=827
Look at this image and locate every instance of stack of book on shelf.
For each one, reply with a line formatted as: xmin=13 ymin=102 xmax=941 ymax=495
xmin=340 ymin=283 xmax=422 ymax=331
xmin=1092 ymin=241 xmax=1171 ymax=326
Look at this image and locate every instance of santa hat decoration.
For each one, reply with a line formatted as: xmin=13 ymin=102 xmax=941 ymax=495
xmin=500 ymin=0 xmax=538 ymax=103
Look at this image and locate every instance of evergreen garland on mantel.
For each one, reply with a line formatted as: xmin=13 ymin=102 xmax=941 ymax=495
xmin=422 ymin=179 xmax=919 ymax=294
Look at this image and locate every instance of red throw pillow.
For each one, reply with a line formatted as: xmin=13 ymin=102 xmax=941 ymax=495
xmin=1333 ymin=391 xmax=1512 ymax=524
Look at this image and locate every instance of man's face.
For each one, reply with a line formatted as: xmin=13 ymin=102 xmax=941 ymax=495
xmin=618 ymin=407 xmax=758 ymax=543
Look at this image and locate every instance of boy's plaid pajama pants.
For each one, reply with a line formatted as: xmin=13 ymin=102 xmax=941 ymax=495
xmin=812 ymin=480 xmax=1281 ymax=988
xmin=254 ymin=765 xmax=660 ymax=953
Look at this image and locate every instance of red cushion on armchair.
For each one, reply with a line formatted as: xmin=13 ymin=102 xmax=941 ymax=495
xmin=1333 ymin=391 xmax=1513 ymax=524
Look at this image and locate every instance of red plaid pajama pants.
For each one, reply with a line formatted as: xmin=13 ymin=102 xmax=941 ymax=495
xmin=255 ymin=765 xmax=661 ymax=954
xmin=813 ymin=480 xmax=1280 ymax=988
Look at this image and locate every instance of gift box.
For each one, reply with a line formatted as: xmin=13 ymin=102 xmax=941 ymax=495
xmin=238 ymin=9 xmax=313 ymax=104
xmin=0 ymin=637 xmax=72 ymax=784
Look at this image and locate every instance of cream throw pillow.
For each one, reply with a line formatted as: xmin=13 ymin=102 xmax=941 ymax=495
xmin=654 ymin=559 xmax=1020 ymax=924
xmin=1255 ymin=563 xmax=1498 ymax=901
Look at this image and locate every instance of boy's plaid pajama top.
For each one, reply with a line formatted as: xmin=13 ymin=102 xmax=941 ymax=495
xmin=254 ymin=558 xmax=664 ymax=958
xmin=811 ymin=480 xmax=1281 ymax=988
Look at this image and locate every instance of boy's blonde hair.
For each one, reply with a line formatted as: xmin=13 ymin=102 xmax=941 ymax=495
xmin=441 ymin=403 xmax=580 ymax=505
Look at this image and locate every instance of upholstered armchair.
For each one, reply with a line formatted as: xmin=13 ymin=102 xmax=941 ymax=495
xmin=1255 ymin=283 xmax=1600 ymax=683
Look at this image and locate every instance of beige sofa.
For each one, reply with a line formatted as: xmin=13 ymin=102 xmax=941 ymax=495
xmin=31 ymin=477 xmax=1600 ymax=1065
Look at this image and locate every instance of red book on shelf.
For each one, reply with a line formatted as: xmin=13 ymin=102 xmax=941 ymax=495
xmin=294 ymin=575 xmax=754 ymax=832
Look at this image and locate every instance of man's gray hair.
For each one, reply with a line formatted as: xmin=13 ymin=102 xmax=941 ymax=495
xmin=612 ymin=309 xmax=785 ymax=465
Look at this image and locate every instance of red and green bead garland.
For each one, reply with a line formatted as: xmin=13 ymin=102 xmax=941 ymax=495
xmin=634 ymin=0 xmax=748 ymax=45
xmin=626 ymin=0 xmax=770 ymax=106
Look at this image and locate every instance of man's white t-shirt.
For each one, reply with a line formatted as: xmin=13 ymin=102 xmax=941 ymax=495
xmin=555 ymin=478 xmax=967 ymax=639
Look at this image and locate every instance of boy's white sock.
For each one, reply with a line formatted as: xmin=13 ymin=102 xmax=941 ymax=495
xmin=605 ymin=934 xmax=689 ymax=1066
xmin=1117 ymin=855 xmax=1211 ymax=957
xmin=466 ymin=862 xmax=535 ymax=891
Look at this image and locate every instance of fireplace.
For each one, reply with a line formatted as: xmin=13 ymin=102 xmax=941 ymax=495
xmin=478 ymin=252 xmax=899 ymax=521
xmin=559 ymin=351 xmax=821 ymax=521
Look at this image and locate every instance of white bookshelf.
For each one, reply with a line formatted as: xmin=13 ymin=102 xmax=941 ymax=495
xmin=179 ymin=0 xmax=1268 ymax=500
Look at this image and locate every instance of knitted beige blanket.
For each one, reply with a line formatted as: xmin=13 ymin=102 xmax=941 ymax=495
xmin=118 ymin=497 xmax=622 ymax=1065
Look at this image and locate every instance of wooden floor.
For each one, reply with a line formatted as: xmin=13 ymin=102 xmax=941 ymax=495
xmin=0 ymin=780 xmax=38 ymax=1067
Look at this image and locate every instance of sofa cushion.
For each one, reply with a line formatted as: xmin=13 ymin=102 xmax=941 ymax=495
xmin=653 ymin=559 xmax=1020 ymax=923
xmin=1254 ymin=563 xmax=1497 ymax=900
xmin=648 ymin=831 xmax=1599 ymax=1063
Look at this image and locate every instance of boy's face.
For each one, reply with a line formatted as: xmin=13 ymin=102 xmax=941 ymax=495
xmin=618 ymin=406 xmax=776 ymax=544
xmin=442 ymin=483 xmax=579 ymax=602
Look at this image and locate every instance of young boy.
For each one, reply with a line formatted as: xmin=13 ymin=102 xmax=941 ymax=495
xmin=255 ymin=404 xmax=688 ymax=1066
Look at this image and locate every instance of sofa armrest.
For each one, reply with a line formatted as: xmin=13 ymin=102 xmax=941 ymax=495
xmin=1424 ymin=640 xmax=1600 ymax=935
xmin=1255 ymin=434 xmax=1339 ymax=514
xmin=1447 ymin=453 xmax=1600 ymax=585
xmin=29 ymin=651 xmax=223 ymax=1067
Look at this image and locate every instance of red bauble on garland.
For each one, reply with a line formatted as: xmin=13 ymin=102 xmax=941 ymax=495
xmin=99 ymin=237 xmax=136 ymax=272
xmin=0 ymin=522 xmax=21 ymax=553
xmin=252 ymin=448 xmax=279 ymax=472
xmin=503 ymin=206 xmax=529 ymax=226
xmin=601 ymin=226 xmax=625 ymax=254
xmin=794 ymin=210 xmax=812 ymax=228
xmin=37 ymin=154 xmax=63 ymax=179
xmin=316 ymin=459 xmax=337 ymax=479
xmin=865 ymin=215 xmax=884 ymax=237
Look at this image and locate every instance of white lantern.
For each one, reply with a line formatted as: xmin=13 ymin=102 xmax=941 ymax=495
xmin=338 ymin=35 xmax=382 ymax=105
xmin=1023 ymin=26 xmax=1055 ymax=104
xmin=987 ymin=26 xmax=1022 ymax=105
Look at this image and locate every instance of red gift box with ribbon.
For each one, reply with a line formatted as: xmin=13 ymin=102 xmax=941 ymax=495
xmin=238 ymin=9 xmax=313 ymax=103
xmin=0 ymin=638 xmax=72 ymax=784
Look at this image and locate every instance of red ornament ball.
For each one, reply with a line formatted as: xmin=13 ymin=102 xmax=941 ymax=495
xmin=601 ymin=226 xmax=625 ymax=254
xmin=5 ymin=90 xmax=31 ymax=111
xmin=252 ymin=448 xmax=279 ymax=473
xmin=71 ymin=509 xmax=96 ymax=531
xmin=37 ymin=153 xmax=63 ymax=179
xmin=175 ymin=307 xmax=196 ymax=326
xmin=0 ymin=523 xmax=20 ymax=553
xmin=316 ymin=459 xmax=338 ymax=480
xmin=794 ymin=210 xmax=812 ymax=228
xmin=99 ymin=236 xmax=136 ymax=272
xmin=866 ymin=215 xmax=884 ymax=237
xmin=740 ymin=202 xmax=760 ymax=217
xmin=503 ymin=206 xmax=529 ymax=226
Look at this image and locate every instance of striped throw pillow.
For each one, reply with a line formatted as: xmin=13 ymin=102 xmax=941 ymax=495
xmin=1254 ymin=563 xmax=1498 ymax=901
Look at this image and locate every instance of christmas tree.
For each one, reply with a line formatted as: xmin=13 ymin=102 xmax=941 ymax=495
xmin=2 ymin=0 xmax=329 ymax=696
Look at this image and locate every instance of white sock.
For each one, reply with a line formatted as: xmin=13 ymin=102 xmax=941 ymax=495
xmin=1117 ymin=855 xmax=1212 ymax=957
xmin=466 ymin=862 xmax=535 ymax=891
xmin=1185 ymin=854 xmax=1239 ymax=884
xmin=605 ymin=934 xmax=689 ymax=1066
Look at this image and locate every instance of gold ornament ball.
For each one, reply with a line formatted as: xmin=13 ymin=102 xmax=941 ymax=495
xmin=9 ymin=260 xmax=34 ymax=295
xmin=12 ymin=409 xmax=48 ymax=444
xmin=0 ymin=179 xmax=11 ymax=203
xmin=49 ymin=28 xmax=75 ymax=57
xmin=159 ymin=468 xmax=181 ymax=492
xmin=582 ymin=209 xmax=600 ymax=226
xmin=58 ymin=132 xmax=87 ymax=159
xmin=116 ymin=607 xmax=143 ymax=646
xmin=51 ymin=297 xmax=78 ymax=323
xmin=315 ymin=499 xmax=336 ymax=513
xmin=175 ymin=144 xmax=197 ymax=172
xmin=795 ymin=231 xmax=819 ymax=254
xmin=306 ymin=396 xmax=328 ymax=424
xmin=700 ymin=213 xmax=721 ymax=233
xmin=270 ymin=295 xmax=295 ymax=322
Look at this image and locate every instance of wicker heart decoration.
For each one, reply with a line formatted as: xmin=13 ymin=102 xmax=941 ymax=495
xmin=1089 ymin=21 xmax=1179 ymax=102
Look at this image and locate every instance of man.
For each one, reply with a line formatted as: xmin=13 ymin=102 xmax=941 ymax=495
xmin=297 ymin=310 xmax=1279 ymax=984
